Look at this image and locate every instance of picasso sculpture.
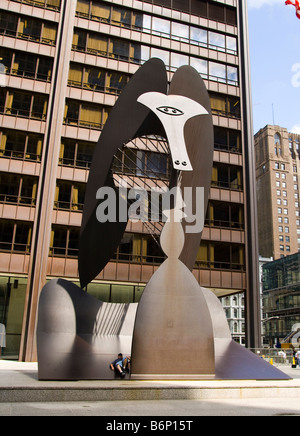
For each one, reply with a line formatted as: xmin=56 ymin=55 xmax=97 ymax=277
xmin=37 ymin=59 xmax=289 ymax=380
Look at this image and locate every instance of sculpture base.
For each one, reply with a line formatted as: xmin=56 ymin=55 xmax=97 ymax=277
xmin=130 ymin=374 xmax=216 ymax=380
xmin=36 ymin=278 xmax=291 ymax=381
xmin=37 ymin=279 xmax=137 ymax=381
xmin=214 ymin=338 xmax=290 ymax=380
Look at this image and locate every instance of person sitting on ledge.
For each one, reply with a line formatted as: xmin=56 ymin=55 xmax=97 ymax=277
xmin=110 ymin=353 xmax=130 ymax=377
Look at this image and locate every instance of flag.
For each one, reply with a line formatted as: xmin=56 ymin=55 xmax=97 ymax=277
xmin=285 ymin=0 xmax=300 ymax=19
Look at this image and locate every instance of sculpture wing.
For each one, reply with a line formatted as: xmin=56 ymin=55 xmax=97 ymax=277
xmin=78 ymin=59 xmax=168 ymax=288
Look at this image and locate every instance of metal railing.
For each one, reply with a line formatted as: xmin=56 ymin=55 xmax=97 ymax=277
xmin=214 ymin=141 xmax=242 ymax=154
xmin=194 ymin=259 xmax=245 ymax=271
xmin=211 ymin=180 xmax=243 ymax=191
xmin=53 ymin=200 xmax=84 ymax=211
xmin=0 ymin=242 xmax=31 ymax=253
xmin=58 ymin=157 xmax=91 ymax=169
xmin=0 ymin=106 xmax=47 ymax=121
xmin=0 ymin=194 xmax=36 ymax=206
xmin=12 ymin=0 xmax=61 ymax=11
xmin=249 ymin=348 xmax=299 ymax=366
xmin=68 ymin=79 xmax=124 ymax=96
xmin=0 ymin=150 xmax=41 ymax=162
xmin=63 ymin=116 xmax=104 ymax=130
xmin=204 ymin=218 xmax=244 ymax=230
xmin=6 ymin=67 xmax=52 ymax=83
xmin=0 ymin=28 xmax=56 ymax=46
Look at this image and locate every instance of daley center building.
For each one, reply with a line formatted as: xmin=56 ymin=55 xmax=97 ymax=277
xmin=0 ymin=0 xmax=260 ymax=361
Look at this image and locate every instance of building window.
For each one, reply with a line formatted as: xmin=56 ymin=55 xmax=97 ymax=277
xmin=54 ymin=181 xmax=86 ymax=211
xmin=0 ymin=129 xmax=43 ymax=161
xmin=135 ymin=0 xmax=237 ymax=26
xmin=0 ymin=174 xmax=38 ymax=206
xmin=211 ymin=164 xmax=243 ymax=191
xmin=13 ymin=0 xmax=61 ymax=10
xmin=68 ymin=64 xmax=130 ymax=95
xmin=116 ymin=234 xmax=163 ymax=264
xmin=0 ymin=11 xmax=57 ymax=45
xmin=195 ymin=241 xmax=245 ymax=271
xmin=76 ymin=1 xmax=237 ymax=37
xmin=0 ymin=48 xmax=53 ymax=82
xmin=210 ymin=94 xmax=241 ymax=119
xmin=50 ymin=225 xmax=80 ymax=257
xmin=0 ymin=220 xmax=32 ymax=252
xmin=113 ymin=147 xmax=170 ymax=180
xmin=64 ymin=99 xmax=111 ymax=130
xmin=205 ymin=201 xmax=244 ymax=230
xmin=213 ymin=127 xmax=241 ymax=154
xmin=71 ymin=30 xmax=239 ymax=85
xmin=59 ymin=138 xmax=95 ymax=169
xmin=274 ymin=133 xmax=281 ymax=146
xmin=0 ymin=89 xmax=48 ymax=120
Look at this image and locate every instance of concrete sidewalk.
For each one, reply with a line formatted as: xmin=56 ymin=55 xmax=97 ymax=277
xmin=1 ymin=360 xmax=300 ymax=416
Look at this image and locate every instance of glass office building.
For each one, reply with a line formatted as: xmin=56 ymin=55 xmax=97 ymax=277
xmin=262 ymin=252 xmax=300 ymax=346
xmin=0 ymin=0 xmax=259 ymax=361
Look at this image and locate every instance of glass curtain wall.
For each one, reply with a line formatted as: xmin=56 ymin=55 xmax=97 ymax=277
xmin=0 ymin=276 xmax=27 ymax=359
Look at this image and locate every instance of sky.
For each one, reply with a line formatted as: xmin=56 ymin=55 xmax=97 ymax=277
xmin=247 ymin=0 xmax=300 ymax=134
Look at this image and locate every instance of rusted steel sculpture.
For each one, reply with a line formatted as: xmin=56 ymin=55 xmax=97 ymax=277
xmin=37 ymin=59 xmax=290 ymax=381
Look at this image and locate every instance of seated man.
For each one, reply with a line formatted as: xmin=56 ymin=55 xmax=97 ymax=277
xmin=110 ymin=353 xmax=130 ymax=377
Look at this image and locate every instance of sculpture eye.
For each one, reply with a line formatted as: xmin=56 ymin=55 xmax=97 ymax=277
xmin=157 ymin=106 xmax=184 ymax=116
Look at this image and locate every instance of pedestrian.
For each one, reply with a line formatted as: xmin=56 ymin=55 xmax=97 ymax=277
xmin=110 ymin=353 xmax=130 ymax=377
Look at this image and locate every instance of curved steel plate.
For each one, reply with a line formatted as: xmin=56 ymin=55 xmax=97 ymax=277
xmin=79 ymin=58 xmax=168 ymax=288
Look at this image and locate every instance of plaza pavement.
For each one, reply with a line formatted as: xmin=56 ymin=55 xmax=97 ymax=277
xmin=0 ymin=360 xmax=300 ymax=416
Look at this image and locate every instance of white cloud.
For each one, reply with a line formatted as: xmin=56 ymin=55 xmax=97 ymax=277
xmin=248 ymin=0 xmax=283 ymax=8
xmin=291 ymin=124 xmax=300 ymax=134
